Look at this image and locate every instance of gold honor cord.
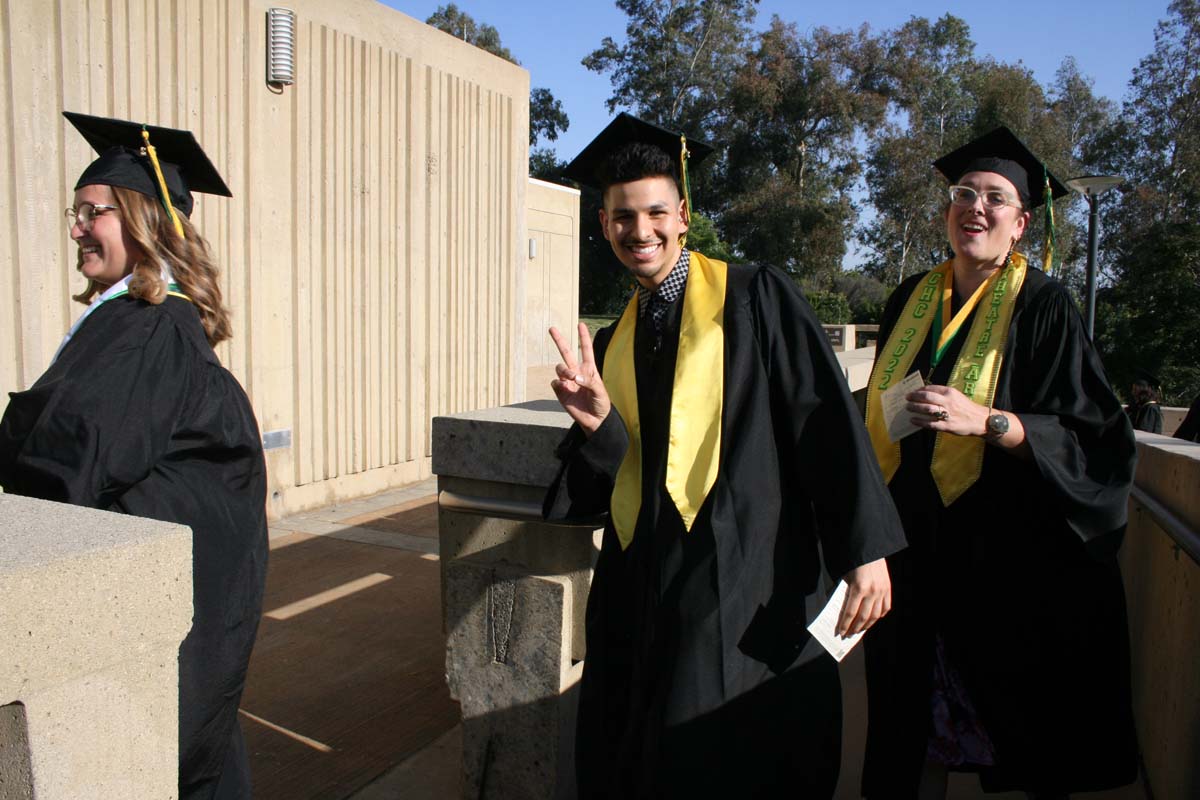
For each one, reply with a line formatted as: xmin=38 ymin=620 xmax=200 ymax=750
xmin=866 ymin=254 xmax=1027 ymax=504
xmin=141 ymin=127 xmax=186 ymax=239
xmin=602 ymin=252 xmax=727 ymax=549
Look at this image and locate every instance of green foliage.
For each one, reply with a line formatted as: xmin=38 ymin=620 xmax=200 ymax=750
xmin=530 ymin=88 xmax=569 ymax=147
xmin=686 ymin=213 xmax=737 ymax=263
xmin=1090 ymin=0 xmax=1200 ymax=405
xmin=575 ymin=0 xmax=1196 ymax=395
xmin=717 ymin=19 xmax=886 ymax=280
xmin=530 ymin=148 xmax=568 ymax=182
xmin=582 ymin=0 xmax=758 ymax=135
xmin=805 ymin=290 xmax=852 ymax=325
xmin=832 ymin=271 xmax=890 ymax=324
xmin=426 ymin=4 xmax=515 ymax=62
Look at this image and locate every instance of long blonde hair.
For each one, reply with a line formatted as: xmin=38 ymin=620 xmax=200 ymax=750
xmin=73 ymin=186 xmax=232 ymax=346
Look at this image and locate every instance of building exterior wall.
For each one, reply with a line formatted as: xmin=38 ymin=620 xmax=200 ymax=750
xmin=525 ymin=177 xmax=580 ymax=370
xmin=0 ymin=0 xmax=530 ymax=518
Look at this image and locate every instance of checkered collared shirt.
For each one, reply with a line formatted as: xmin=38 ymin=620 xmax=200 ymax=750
xmin=637 ymin=249 xmax=690 ymax=330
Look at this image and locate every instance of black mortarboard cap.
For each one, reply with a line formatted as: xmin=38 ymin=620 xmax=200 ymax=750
xmin=64 ymin=111 xmax=231 ymax=218
xmin=1133 ymin=368 xmax=1162 ymax=389
xmin=563 ymin=112 xmax=714 ymax=191
xmin=933 ymin=126 xmax=1068 ymax=210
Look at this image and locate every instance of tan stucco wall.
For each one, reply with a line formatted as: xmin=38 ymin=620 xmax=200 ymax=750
xmin=1 ymin=0 xmax=530 ymax=518
xmin=525 ymin=177 xmax=580 ymax=369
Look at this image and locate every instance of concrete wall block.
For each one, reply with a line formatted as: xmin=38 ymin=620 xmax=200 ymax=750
xmin=0 ymin=495 xmax=192 ymax=800
xmin=444 ymin=559 xmax=576 ymax=799
xmin=432 ymin=401 xmax=574 ymax=487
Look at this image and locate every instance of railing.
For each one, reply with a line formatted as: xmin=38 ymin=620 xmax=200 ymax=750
xmin=1121 ymin=433 xmax=1200 ymax=800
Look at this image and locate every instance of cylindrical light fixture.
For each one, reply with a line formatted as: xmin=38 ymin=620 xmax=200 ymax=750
xmin=266 ymin=8 xmax=296 ymax=86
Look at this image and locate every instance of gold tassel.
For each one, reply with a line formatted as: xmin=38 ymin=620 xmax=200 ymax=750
xmin=679 ymin=134 xmax=691 ymax=248
xmin=142 ymin=127 xmax=185 ymax=238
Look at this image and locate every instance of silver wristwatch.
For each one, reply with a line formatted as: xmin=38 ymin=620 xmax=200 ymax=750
xmin=985 ymin=412 xmax=1010 ymax=440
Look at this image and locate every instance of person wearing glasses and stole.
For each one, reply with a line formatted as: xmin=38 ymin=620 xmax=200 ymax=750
xmin=543 ymin=114 xmax=907 ymax=798
xmin=861 ymin=127 xmax=1138 ymax=799
xmin=0 ymin=113 xmax=267 ymax=800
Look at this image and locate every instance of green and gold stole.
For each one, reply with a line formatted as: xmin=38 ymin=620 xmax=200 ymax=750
xmin=602 ymin=252 xmax=727 ymax=550
xmin=865 ymin=253 xmax=1027 ymax=506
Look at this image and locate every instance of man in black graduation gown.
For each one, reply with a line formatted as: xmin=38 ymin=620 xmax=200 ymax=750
xmin=543 ymin=114 xmax=907 ymax=799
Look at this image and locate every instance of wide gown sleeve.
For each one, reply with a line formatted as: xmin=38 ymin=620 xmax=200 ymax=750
xmin=542 ymin=326 xmax=630 ymax=521
xmin=1010 ymin=283 xmax=1136 ymax=545
xmin=750 ymin=267 xmax=907 ymax=579
xmin=0 ymin=311 xmax=191 ymax=508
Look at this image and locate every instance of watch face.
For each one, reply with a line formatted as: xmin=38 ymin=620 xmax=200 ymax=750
xmin=988 ymin=413 xmax=1010 ymax=435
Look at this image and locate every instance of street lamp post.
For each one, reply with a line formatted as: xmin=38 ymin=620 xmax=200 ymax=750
xmin=1065 ymin=175 xmax=1123 ymax=339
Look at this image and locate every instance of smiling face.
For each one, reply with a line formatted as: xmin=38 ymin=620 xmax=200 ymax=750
xmin=71 ymin=184 xmax=142 ymax=290
xmin=599 ymin=175 xmax=689 ymax=289
xmin=946 ymin=170 xmax=1030 ymax=271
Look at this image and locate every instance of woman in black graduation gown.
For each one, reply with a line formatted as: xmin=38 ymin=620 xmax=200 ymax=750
xmin=0 ymin=113 xmax=267 ymax=800
xmin=1125 ymin=372 xmax=1164 ymax=433
xmin=861 ymin=127 xmax=1138 ymax=797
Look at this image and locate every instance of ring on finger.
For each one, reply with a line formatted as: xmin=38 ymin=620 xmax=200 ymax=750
xmin=934 ymin=408 xmax=950 ymax=421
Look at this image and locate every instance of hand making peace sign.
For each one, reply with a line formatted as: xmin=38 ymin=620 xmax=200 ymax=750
xmin=549 ymin=323 xmax=611 ymax=436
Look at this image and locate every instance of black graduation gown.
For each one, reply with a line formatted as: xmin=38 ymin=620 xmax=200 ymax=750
xmin=0 ymin=294 xmax=268 ymax=800
xmin=545 ymin=262 xmax=907 ymax=799
xmin=1175 ymin=393 xmax=1200 ymax=441
xmin=861 ymin=268 xmax=1138 ymax=796
xmin=1127 ymin=401 xmax=1163 ymax=434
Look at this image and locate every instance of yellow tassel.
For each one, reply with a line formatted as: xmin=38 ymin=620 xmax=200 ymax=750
xmin=679 ymin=134 xmax=691 ymax=249
xmin=142 ymin=127 xmax=185 ymax=239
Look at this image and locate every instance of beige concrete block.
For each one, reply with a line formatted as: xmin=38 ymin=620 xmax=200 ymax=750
xmin=0 ymin=495 xmax=192 ymax=800
xmin=836 ymin=345 xmax=877 ymax=393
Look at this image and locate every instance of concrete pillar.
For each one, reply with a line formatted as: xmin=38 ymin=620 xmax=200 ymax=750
xmin=433 ymin=400 xmax=600 ymax=799
xmin=0 ymin=494 xmax=193 ymax=799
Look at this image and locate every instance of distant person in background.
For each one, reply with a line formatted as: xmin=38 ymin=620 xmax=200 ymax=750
xmin=0 ymin=113 xmax=267 ymax=800
xmin=861 ymin=127 xmax=1138 ymax=799
xmin=1174 ymin=392 xmax=1200 ymax=441
xmin=1126 ymin=370 xmax=1164 ymax=433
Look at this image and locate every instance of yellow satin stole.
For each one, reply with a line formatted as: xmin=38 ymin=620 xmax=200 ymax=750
xmin=602 ymin=252 xmax=727 ymax=550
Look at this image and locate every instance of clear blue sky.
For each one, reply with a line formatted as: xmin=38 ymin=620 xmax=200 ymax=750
xmin=382 ymin=0 xmax=1170 ymax=161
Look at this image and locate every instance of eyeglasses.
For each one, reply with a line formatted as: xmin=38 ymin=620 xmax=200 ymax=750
xmin=64 ymin=202 xmax=119 ymax=231
xmin=948 ymin=185 xmax=1021 ymax=210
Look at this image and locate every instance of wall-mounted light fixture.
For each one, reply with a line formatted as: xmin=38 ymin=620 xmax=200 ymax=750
xmin=266 ymin=8 xmax=296 ymax=87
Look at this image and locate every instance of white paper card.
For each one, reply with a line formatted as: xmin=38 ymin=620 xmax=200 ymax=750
xmin=880 ymin=370 xmax=926 ymax=443
xmin=806 ymin=579 xmax=864 ymax=662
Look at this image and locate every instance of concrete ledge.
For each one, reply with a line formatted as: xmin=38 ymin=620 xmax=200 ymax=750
xmin=432 ymin=401 xmax=573 ymax=487
xmin=0 ymin=494 xmax=193 ymax=799
xmin=1123 ymin=434 xmax=1200 ymax=800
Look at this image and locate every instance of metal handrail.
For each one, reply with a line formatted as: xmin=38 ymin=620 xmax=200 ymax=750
xmin=1130 ymin=484 xmax=1200 ymax=565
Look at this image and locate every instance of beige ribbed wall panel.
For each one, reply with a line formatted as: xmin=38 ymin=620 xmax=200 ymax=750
xmin=1 ymin=0 xmax=530 ymax=518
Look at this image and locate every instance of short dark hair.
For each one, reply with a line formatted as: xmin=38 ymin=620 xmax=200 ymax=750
xmin=596 ymin=142 xmax=682 ymax=198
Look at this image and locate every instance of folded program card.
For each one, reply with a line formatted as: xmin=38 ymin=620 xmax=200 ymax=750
xmin=881 ymin=370 xmax=926 ymax=443
xmin=807 ymin=580 xmax=864 ymax=662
